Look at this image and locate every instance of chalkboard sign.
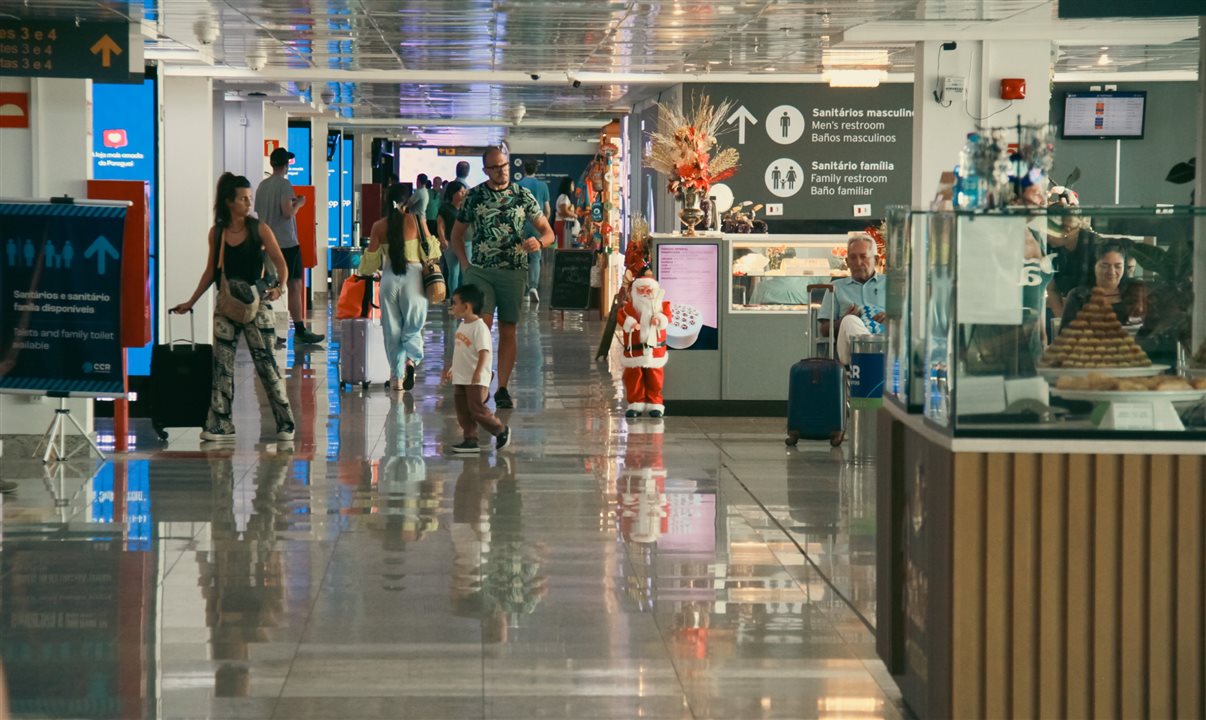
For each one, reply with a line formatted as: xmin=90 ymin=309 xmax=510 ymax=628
xmin=550 ymin=250 xmax=594 ymax=310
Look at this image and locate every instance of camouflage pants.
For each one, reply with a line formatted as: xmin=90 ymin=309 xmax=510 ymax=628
xmin=205 ymin=302 xmax=294 ymax=435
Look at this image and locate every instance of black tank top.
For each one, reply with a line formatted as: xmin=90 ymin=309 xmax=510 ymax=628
xmin=218 ymin=217 xmax=263 ymax=284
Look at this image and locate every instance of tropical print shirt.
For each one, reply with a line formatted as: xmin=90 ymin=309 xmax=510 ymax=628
xmin=457 ymin=182 xmax=542 ymax=270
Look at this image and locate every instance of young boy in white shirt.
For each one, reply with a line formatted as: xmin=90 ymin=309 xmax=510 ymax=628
xmin=443 ymin=284 xmax=512 ymax=453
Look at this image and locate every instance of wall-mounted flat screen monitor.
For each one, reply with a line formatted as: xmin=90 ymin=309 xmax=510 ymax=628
xmin=1061 ymin=91 xmax=1146 ymax=139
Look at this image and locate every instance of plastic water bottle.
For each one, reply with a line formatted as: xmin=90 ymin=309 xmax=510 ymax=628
xmin=956 ymin=133 xmax=983 ymax=210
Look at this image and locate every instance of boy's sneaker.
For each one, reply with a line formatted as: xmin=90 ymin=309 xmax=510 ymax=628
xmin=451 ymin=439 xmax=480 ymax=454
xmin=200 ymin=430 xmax=237 ymax=443
xmin=496 ymin=426 xmax=512 ymax=451
xmin=276 ymin=427 xmax=295 ymax=441
xmin=402 ymin=362 xmax=416 ymax=391
xmin=494 ymin=387 xmax=514 ymax=409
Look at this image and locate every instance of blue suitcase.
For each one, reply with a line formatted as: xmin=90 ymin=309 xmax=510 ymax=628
xmin=786 ymin=284 xmax=846 ymax=447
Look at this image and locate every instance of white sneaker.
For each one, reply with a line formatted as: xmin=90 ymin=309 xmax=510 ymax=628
xmin=276 ymin=428 xmax=295 ymax=441
xmin=200 ymin=430 xmax=236 ymax=443
xmin=528 ymin=288 xmax=540 ymax=304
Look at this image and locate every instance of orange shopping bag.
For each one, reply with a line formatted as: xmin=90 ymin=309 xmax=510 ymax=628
xmin=336 ymin=276 xmax=377 ymax=319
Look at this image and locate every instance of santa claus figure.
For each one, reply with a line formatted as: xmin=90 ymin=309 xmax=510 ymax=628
xmin=618 ymin=272 xmax=671 ymax=418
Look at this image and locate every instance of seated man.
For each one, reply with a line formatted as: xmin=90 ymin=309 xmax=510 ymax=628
xmin=820 ymin=234 xmax=886 ymax=365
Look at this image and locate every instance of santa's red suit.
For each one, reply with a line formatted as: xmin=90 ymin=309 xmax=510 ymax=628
xmin=617 ymin=277 xmax=671 ymax=417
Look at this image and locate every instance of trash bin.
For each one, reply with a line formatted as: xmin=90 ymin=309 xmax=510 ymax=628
xmin=848 ymin=335 xmax=887 ymax=463
xmin=330 ymin=246 xmax=363 ymax=302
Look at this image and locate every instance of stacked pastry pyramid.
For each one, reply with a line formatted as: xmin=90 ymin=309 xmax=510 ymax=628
xmin=1041 ymin=288 xmax=1151 ymax=368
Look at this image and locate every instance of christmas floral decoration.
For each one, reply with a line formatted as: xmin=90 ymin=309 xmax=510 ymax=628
xmin=863 ymin=221 xmax=887 ymax=271
xmin=646 ymin=95 xmax=741 ymax=198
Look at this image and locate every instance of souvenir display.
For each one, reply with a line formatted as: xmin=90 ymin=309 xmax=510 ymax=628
xmin=1039 ymin=287 xmax=1151 ymax=368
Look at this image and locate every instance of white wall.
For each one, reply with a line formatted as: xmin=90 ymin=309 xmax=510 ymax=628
xmin=262 ymin=103 xmax=288 ymax=181
xmin=0 ymin=77 xmax=33 ymax=198
xmin=0 ymin=78 xmax=94 ymax=435
xmin=162 ymin=76 xmax=215 ymax=343
xmin=222 ymin=101 xmax=265 ymax=183
xmin=910 ymin=39 xmax=1052 ymax=207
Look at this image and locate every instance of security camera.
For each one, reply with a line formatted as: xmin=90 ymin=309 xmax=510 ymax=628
xmin=529 ymin=73 xmax=540 ymax=81
xmin=319 ymin=89 xmax=335 ymax=105
xmin=572 ymin=79 xmax=582 ymax=88
xmin=193 ymin=18 xmax=219 ymax=45
xmin=246 ymin=49 xmax=267 ymax=72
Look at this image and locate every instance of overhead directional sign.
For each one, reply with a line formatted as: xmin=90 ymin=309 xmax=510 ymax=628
xmin=0 ymin=19 xmax=134 ymax=80
xmin=0 ymin=200 xmax=129 ymax=396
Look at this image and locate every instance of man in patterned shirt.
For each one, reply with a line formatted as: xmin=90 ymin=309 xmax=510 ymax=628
xmin=451 ymin=146 xmax=555 ymax=409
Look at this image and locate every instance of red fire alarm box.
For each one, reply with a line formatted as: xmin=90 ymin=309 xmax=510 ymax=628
xmin=1000 ymin=78 xmax=1026 ymax=100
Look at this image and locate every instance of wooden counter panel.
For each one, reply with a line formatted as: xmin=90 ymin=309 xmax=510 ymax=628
xmin=888 ymin=417 xmax=1205 ymax=719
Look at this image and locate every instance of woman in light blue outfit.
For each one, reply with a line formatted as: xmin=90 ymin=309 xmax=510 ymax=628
xmin=367 ymin=184 xmax=440 ymax=392
xmin=437 ymin=180 xmax=469 ymax=295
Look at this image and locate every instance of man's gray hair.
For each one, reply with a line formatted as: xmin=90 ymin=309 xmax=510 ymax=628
xmin=847 ymin=233 xmax=878 ymax=256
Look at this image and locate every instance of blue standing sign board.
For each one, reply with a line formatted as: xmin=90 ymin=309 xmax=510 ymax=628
xmin=0 ymin=199 xmax=128 ymax=396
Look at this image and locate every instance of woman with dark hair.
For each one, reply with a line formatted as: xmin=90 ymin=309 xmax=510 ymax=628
xmin=172 ymin=172 xmax=295 ymax=443
xmin=437 ymin=180 xmax=469 ymax=294
xmin=554 ymin=176 xmax=579 ymax=248
xmin=367 ymin=183 xmax=441 ymax=392
xmin=1059 ymin=242 xmax=1146 ymax=331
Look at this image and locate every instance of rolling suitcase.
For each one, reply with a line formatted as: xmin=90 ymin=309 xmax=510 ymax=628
xmin=338 ymin=275 xmax=391 ymax=391
xmin=786 ymin=284 xmax=846 ymax=447
xmin=150 ymin=309 xmax=213 ymax=441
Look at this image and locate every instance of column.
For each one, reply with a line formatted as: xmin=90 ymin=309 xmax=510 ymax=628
xmin=1193 ymin=20 xmax=1205 ymax=353
xmin=911 ymin=40 xmax=1054 ymax=206
xmin=0 ymin=78 xmax=93 ymax=436
xmin=161 ymin=75 xmax=215 ymax=341
xmin=311 ymin=117 xmax=329 ymax=297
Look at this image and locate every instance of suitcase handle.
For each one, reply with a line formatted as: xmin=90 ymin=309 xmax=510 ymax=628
xmin=807 ymin=284 xmax=837 ymax=360
xmin=168 ymin=308 xmax=197 ymax=348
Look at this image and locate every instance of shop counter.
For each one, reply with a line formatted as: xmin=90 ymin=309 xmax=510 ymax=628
xmin=649 ymin=232 xmax=854 ymax=415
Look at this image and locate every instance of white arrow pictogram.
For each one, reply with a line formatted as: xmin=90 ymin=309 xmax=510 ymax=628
xmin=725 ymin=105 xmax=758 ymax=145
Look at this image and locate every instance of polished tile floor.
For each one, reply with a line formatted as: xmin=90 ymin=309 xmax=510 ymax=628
xmin=0 ymin=302 xmax=901 ymax=719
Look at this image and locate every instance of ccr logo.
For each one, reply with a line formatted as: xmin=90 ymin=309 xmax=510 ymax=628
xmin=82 ymin=361 xmax=112 ymax=373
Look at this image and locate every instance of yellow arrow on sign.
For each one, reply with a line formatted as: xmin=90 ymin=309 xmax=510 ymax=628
xmin=90 ymin=34 xmax=122 ymax=68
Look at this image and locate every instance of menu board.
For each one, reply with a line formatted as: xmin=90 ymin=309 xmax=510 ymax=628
xmin=656 ymin=243 xmax=719 ymax=351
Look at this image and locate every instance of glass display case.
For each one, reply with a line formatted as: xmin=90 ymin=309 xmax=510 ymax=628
xmin=728 ymin=235 xmax=849 ymax=312
xmin=888 ymin=205 xmax=1206 ymax=437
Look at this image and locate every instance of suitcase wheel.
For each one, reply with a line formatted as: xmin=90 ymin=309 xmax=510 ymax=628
xmin=361 ymin=381 xmax=369 ymax=390
xmin=785 ymin=430 xmax=799 ymax=447
xmin=829 ymin=431 xmax=844 ymax=447
xmin=153 ymin=424 xmax=168 ymax=442
xmin=339 ymin=381 xmax=346 ymax=391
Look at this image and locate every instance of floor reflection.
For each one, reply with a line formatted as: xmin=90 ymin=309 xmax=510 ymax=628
xmin=0 ymin=305 xmax=901 ymax=719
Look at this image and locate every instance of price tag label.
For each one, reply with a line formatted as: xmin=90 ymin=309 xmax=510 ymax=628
xmin=1096 ymin=401 xmax=1155 ymax=430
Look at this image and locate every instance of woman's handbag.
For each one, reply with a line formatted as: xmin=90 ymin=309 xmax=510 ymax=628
xmin=418 ymin=239 xmax=446 ymax=303
xmin=214 ymin=235 xmax=261 ymax=324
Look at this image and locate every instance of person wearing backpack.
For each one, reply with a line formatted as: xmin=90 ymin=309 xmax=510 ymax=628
xmin=171 ymin=172 xmax=295 ymax=443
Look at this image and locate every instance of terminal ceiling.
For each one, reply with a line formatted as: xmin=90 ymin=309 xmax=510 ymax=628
xmin=0 ymin=1 xmax=1199 ymax=145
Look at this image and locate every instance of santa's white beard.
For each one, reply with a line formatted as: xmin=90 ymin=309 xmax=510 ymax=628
xmin=631 ymin=296 xmax=655 ymax=319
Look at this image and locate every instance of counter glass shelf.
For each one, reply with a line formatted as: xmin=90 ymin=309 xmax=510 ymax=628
xmin=729 ymin=235 xmax=850 ymax=313
xmin=887 ymin=205 xmax=1206 ymax=438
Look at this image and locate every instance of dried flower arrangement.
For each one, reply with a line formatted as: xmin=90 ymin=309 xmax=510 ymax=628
xmin=646 ymin=95 xmax=741 ymax=197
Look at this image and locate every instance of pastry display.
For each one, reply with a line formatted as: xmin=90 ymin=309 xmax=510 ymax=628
xmin=1040 ymin=287 xmax=1151 ymax=368
xmin=1054 ymin=374 xmax=1197 ymax=392
xmin=665 ymin=303 xmax=702 ymax=349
